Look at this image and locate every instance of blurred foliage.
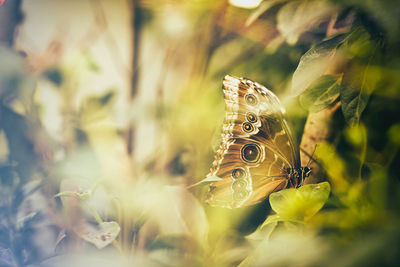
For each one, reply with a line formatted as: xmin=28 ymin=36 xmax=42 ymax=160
xmin=0 ymin=0 xmax=400 ymax=266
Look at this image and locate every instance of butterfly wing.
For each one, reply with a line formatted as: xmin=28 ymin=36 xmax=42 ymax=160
xmin=206 ymin=75 xmax=300 ymax=208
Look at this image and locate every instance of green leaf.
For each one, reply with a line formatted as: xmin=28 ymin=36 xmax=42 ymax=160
xmin=291 ymin=34 xmax=348 ymax=96
xmin=246 ymin=221 xmax=278 ymax=244
xmin=340 ymin=27 xmax=375 ymax=59
xmin=340 ymin=62 xmax=381 ymax=126
xmin=299 ymin=74 xmax=342 ymax=112
xmin=268 ymin=182 xmax=331 ymax=222
xmin=339 ymin=27 xmax=383 ymax=125
xmin=76 ymin=221 xmax=120 ymax=249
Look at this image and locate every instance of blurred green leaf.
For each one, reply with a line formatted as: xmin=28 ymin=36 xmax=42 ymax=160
xmin=277 ymin=0 xmax=336 ymax=45
xmin=240 ymin=230 xmax=329 ymax=267
xmin=154 ymin=186 xmax=208 ymax=242
xmin=267 ymin=182 xmax=331 ymax=223
xmin=316 ymin=143 xmax=350 ymax=194
xmin=345 ymin=123 xmax=367 ymax=147
xmin=366 ymin=163 xmax=388 ymax=209
xmin=246 ymin=221 xmax=278 ymax=245
xmin=388 ymin=123 xmax=400 ymax=147
xmin=131 ymin=182 xmax=208 ymax=243
xmin=299 ymin=74 xmax=342 ymax=112
xmin=349 ymin=0 xmax=400 ymax=43
xmin=245 ymin=0 xmax=287 ymax=26
xmin=345 ymin=124 xmax=368 ymax=180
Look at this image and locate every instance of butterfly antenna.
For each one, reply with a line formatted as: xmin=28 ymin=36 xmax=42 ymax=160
xmin=306 ymin=145 xmax=317 ymax=167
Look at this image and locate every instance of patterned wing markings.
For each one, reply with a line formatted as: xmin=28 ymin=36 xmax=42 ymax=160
xmin=221 ymin=75 xmax=300 ymax=168
xmin=206 ymin=137 xmax=291 ymax=208
xmin=205 ymin=75 xmax=308 ymax=208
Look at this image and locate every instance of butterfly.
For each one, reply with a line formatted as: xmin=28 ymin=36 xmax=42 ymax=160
xmin=205 ymin=75 xmax=311 ymax=208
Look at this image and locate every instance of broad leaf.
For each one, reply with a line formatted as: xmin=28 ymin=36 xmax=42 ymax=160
xmin=291 ymin=33 xmax=348 ymax=96
xmin=299 ymin=74 xmax=342 ymax=112
xmin=338 ymin=27 xmax=382 ymax=125
xmin=340 ymin=61 xmax=381 ymax=126
xmin=268 ymin=182 xmax=331 ymax=223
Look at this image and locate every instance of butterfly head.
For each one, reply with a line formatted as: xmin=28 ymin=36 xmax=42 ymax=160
xmin=293 ymin=166 xmax=312 ymax=188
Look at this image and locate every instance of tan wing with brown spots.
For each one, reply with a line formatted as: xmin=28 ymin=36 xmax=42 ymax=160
xmin=205 ymin=75 xmax=300 ymax=208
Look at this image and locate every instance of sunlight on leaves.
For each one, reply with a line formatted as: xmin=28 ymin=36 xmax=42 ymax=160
xmin=2 ymin=1 xmax=400 ymax=266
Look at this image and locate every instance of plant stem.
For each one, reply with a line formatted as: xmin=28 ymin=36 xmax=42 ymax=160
xmin=300 ymin=101 xmax=341 ymax=184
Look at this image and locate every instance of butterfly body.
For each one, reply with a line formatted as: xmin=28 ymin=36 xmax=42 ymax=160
xmin=206 ymin=75 xmax=311 ymax=208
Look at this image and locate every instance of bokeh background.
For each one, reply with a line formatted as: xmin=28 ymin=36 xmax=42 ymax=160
xmin=0 ymin=0 xmax=399 ymax=266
